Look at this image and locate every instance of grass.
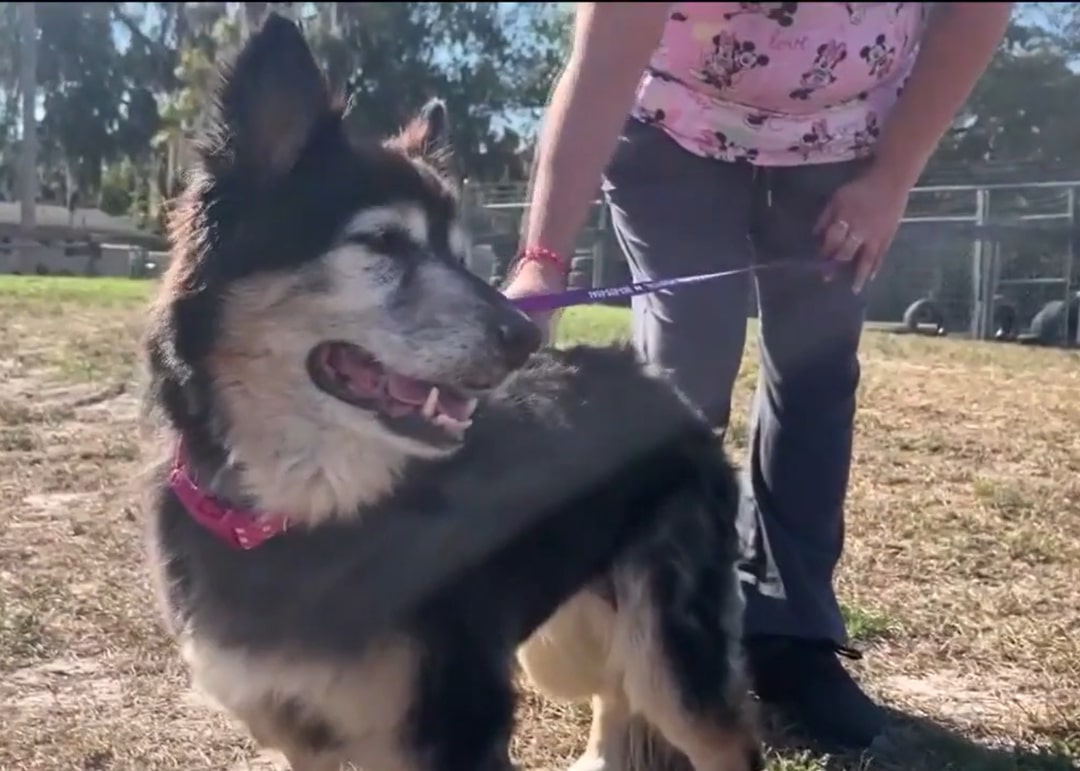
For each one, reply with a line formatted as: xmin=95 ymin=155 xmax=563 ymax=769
xmin=1 ymin=274 xmax=1078 ymax=770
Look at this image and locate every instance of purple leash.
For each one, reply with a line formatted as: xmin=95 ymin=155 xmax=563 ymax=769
xmin=511 ymin=260 xmax=831 ymax=314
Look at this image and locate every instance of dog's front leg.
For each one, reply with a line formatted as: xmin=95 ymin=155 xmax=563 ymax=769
xmin=569 ymin=692 xmax=633 ymax=771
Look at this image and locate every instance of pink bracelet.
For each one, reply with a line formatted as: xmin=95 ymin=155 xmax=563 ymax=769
xmin=518 ymin=245 xmax=569 ymax=275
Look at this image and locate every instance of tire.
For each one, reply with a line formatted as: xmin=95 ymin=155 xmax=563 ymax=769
xmin=570 ymin=255 xmax=594 ymax=275
xmin=902 ymin=298 xmax=946 ymax=336
xmin=993 ymin=300 xmax=1018 ymax=341
xmin=567 ymin=269 xmax=591 ymax=290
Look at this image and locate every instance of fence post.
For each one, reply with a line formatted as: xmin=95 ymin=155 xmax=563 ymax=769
xmin=592 ymin=202 xmax=607 ymax=289
xmin=990 ymin=238 xmax=1003 ymax=334
xmin=461 ymin=178 xmax=476 ymax=273
xmin=970 ymin=187 xmax=991 ymax=340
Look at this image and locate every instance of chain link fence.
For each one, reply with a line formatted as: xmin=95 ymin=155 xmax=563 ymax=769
xmin=462 ymin=179 xmax=1079 ymax=347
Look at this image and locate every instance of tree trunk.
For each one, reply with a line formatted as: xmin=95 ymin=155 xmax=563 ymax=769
xmin=18 ymin=1 xmax=37 ymax=235
xmin=242 ymin=3 xmax=268 ymax=36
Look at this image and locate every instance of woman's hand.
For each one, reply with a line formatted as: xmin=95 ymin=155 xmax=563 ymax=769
xmin=822 ymin=3 xmax=1011 ymax=293
xmin=502 ymin=259 xmax=568 ymax=345
xmin=813 ymin=164 xmax=914 ymax=294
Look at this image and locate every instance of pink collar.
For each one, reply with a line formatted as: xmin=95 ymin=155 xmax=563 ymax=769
xmin=168 ymin=439 xmax=291 ymax=550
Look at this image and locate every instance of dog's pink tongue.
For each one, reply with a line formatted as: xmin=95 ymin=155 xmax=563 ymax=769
xmin=386 ymin=373 xmax=432 ymax=405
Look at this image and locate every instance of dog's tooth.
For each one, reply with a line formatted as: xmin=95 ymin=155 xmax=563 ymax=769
xmin=463 ymin=398 xmax=479 ymax=419
xmin=422 ymin=387 xmax=440 ymax=418
xmin=433 ymin=414 xmax=473 ymax=436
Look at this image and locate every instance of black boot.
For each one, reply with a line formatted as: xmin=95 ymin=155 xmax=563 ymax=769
xmin=745 ymin=635 xmax=886 ymax=750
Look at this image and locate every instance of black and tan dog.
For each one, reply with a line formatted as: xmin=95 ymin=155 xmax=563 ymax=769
xmin=142 ymin=14 xmax=761 ymax=771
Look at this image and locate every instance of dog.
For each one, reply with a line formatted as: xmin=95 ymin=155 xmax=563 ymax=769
xmin=141 ymin=14 xmax=762 ymax=771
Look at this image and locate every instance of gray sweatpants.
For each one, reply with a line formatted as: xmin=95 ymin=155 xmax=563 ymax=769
xmin=602 ymin=119 xmax=867 ymax=645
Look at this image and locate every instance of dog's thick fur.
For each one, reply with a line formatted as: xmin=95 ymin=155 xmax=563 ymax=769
xmin=142 ymin=15 xmax=762 ymax=771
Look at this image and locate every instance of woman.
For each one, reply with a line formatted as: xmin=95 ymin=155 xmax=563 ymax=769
xmin=505 ymin=2 xmax=1010 ymax=750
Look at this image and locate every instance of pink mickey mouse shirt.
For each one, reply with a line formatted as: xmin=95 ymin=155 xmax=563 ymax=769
xmin=633 ymin=3 xmax=929 ymax=166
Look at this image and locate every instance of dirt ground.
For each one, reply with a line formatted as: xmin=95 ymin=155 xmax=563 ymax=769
xmin=1 ymin=277 xmax=1078 ymax=771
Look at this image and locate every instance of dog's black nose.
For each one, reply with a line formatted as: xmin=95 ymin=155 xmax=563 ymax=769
xmin=497 ymin=313 xmax=542 ymax=369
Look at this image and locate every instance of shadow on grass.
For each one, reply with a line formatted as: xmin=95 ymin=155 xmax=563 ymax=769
xmin=766 ymin=706 xmax=1078 ymax=771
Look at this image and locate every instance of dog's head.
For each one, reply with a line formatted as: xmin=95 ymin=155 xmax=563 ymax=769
xmin=145 ymin=14 xmax=541 ymax=521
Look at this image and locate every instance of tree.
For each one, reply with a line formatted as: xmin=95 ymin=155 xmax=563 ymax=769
xmin=7 ymin=3 xmax=1077 ymax=237
xmin=927 ymin=4 xmax=1080 ymax=181
xmin=0 ymin=2 xmax=569 ymax=224
xmin=17 ymin=1 xmax=35 ymax=229
xmin=300 ymin=3 xmax=568 ymax=180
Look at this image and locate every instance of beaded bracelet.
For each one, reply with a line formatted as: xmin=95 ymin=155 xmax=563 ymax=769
xmin=518 ymin=245 xmax=569 ymax=274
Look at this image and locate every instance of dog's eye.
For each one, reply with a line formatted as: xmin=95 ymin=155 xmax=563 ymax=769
xmin=350 ymin=229 xmax=413 ymax=255
xmin=371 ymin=229 xmax=414 ymax=254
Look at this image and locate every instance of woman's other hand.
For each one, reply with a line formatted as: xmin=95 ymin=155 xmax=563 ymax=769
xmin=814 ymin=164 xmax=912 ymax=294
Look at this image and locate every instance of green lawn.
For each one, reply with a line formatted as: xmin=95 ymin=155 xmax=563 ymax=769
xmin=0 ymin=274 xmax=149 ymax=308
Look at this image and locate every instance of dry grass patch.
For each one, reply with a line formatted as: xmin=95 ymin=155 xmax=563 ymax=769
xmin=1 ymin=276 xmax=1078 ymax=771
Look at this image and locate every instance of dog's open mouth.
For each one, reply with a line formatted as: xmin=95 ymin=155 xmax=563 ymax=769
xmin=308 ymin=342 xmax=479 ymax=438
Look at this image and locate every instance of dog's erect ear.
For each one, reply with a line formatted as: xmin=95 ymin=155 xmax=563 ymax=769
xmin=416 ymin=98 xmax=450 ymax=151
xmin=387 ymin=98 xmax=453 ymax=170
xmin=209 ymin=12 xmax=330 ymax=180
